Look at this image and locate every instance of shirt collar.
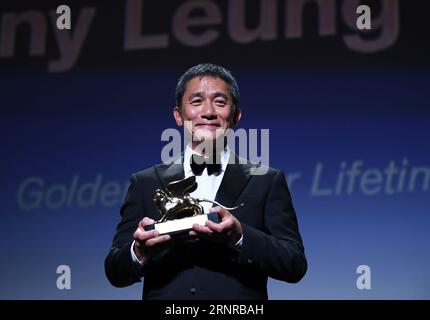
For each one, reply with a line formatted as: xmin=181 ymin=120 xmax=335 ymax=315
xmin=183 ymin=144 xmax=230 ymax=175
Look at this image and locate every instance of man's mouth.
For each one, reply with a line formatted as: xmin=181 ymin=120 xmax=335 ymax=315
xmin=195 ymin=123 xmax=221 ymax=129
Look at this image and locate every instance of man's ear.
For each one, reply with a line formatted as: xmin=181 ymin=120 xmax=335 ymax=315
xmin=173 ymin=106 xmax=183 ymax=126
xmin=233 ymin=107 xmax=242 ymax=126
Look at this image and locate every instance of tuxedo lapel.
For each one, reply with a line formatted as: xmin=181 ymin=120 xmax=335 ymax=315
xmin=154 ymin=158 xmax=185 ymax=189
xmin=214 ymin=153 xmax=255 ymax=208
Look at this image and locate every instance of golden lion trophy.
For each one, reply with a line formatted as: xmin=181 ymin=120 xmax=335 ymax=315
xmin=144 ymin=176 xmax=244 ymax=236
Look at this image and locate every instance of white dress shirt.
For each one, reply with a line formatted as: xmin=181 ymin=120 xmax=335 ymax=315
xmin=182 ymin=145 xmax=230 ymax=213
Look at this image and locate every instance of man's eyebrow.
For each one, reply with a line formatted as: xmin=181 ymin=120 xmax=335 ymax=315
xmin=212 ymin=92 xmax=229 ymax=100
xmin=188 ymin=91 xmax=230 ymax=100
xmin=188 ymin=92 xmax=204 ymax=100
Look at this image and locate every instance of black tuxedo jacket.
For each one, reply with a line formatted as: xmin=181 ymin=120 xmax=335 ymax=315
xmin=105 ymin=154 xmax=307 ymax=299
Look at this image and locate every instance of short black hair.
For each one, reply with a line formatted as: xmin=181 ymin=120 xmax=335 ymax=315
xmin=175 ymin=63 xmax=240 ymax=111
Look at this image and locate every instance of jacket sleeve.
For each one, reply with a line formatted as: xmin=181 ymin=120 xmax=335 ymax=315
xmin=236 ymin=170 xmax=307 ymax=283
xmin=104 ymin=173 xmax=145 ymax=287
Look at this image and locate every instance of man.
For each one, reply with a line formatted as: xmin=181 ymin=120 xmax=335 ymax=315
xmin=105 ymin=63 xmax=307 ymax=299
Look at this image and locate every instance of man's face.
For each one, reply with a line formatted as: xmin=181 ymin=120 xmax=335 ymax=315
xmin=173 ymin=76 xmax=241 ymax=146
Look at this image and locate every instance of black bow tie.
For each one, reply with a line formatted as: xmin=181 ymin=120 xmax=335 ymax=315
xmin=190 ymin=154 xmax=222 ymax=176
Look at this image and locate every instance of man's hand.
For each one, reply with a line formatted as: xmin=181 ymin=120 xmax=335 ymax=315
xmin=189 ymin=206 xmax=243 ymax=246
xmin=133 ymin=217 xmax=171 ymax=264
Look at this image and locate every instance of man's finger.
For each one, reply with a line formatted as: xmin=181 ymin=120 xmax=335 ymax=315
xmin=206 ymin=219 xmax=232 ymax=233
xmin=192 ymin=223 xmax=213 ymax=234
xmin=139 ymin=217 xmax=155 ymax=228
xmin=145 ymin=234 xmax=171 ymax=247
xmin=133 ymin=229 xmax=159 ymax=242
xmin=210 ymin=206 xmax=230 ymax=219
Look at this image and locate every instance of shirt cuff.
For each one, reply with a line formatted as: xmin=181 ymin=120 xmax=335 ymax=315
xmin=130 ymin=240 xmax=144 ymax=266
xmin=235 ymin=234 xmax=244 ymax=247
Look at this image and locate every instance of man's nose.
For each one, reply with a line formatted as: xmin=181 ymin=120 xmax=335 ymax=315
xmin=201 ymin=99 xmax=217 ymax=119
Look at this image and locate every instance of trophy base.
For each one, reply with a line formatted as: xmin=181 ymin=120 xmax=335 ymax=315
xmin=144 ymin=212 xmax=220 ymax=236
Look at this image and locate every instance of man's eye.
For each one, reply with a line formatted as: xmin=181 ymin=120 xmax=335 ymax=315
xmin=215 ymin=100 xmax=227 ymax=106
xmin=190 ymin=100 xmax=202 ymax=105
